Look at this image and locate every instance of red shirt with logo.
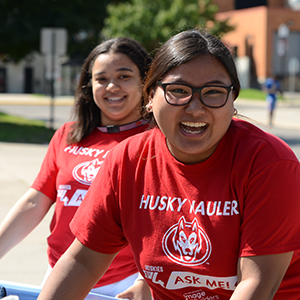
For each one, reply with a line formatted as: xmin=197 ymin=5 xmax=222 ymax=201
xmin=32 ymin=121 xmax=148 ymax=287
xmin=71 ymin=119 xmax=300 ymax=299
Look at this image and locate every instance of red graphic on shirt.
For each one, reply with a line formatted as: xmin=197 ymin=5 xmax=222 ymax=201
xmin=72 ymin=159 xmax=103 ymax=185
xmin=162 ymin=216 xmax=212 ymax=266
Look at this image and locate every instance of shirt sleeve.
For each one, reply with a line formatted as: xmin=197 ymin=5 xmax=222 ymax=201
xmin=240 ymin=159 xmax=300 ymax=256
xmin=31 ymin=125 xmax=65 ymax=201
xmin=70 ymin=149 xmax=128 ymax=254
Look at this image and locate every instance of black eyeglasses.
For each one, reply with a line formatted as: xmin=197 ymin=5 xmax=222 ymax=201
xmin=157 ymin=82 xmax=234 ymax=108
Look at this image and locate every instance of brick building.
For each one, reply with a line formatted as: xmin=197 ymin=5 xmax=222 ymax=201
xmin=214 ymin=0 xmax=300 ymax=90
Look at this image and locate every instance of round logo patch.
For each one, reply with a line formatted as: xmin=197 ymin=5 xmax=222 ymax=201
xmin=162 ymin=216 xmax=212 ymax=266
xmin=72 ymin=158 xmax=103 ymax=185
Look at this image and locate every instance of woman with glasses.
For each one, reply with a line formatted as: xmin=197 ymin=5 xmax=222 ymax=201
xmin=37 ymin=30 xmax=300 ymax=300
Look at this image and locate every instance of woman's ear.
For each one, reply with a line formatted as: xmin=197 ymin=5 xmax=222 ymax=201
xmin=147 ymin=89 xmax=155 ymax=111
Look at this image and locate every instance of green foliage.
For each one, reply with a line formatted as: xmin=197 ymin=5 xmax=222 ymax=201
xmin=0 ymin=112 xmax=55 ymax=143
xmin=0 ymin=0 xmax=234 ymax=62
xmin=0 ymin=0 xmax=123 ymax=62
xmin=102 ymin=0 xmax=235 ymax=53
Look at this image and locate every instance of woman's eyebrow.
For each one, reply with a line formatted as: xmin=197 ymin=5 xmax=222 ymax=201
xmin=94 ymin=67 xmax=134 ymax=76
xmin=205 ymin=80 xmax=229 ymax=85
xmin=165 ymin=78 xmax=228 ymax=85
xmin=116 ymin=67 xmax=134 ymax=72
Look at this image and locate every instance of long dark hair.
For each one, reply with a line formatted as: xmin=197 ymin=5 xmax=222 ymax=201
xmin=142 ymin=29 xmax=240 ymax=122
xmin=67 ymin=37 xmax=152 ymax=144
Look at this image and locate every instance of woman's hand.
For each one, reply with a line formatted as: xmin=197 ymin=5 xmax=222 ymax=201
xmin=116 ymin=278 xmax=152 ymax=300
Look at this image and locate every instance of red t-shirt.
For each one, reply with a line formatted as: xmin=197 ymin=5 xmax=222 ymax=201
xmin=32 ymin=121 xmax=148 ymax=287
xmin=71 ymin=119 xmax=300 ymax=299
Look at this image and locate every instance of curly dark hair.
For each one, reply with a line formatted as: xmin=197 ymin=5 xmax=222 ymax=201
xmin=67 ymin=37 xmax=152 ymax=144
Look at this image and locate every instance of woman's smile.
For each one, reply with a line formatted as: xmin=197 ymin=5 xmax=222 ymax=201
xmin=179 ymin=121 xmax=208 ymax=135
xmin=105 ymin=95 xmax=126 ymax=105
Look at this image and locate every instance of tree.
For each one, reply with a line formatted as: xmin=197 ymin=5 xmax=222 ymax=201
xmin=0 ymin=0 xmax=121 ymax=62
xmin=102 ymin=0 xmax=235 ymax=54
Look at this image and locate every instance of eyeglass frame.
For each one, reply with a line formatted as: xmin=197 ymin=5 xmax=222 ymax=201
xmin=157 ymin=81 xmax=234 ymax=108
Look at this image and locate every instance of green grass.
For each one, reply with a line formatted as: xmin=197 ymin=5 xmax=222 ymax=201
xmin=0 ymin=111 xmax=56 ymax=144
xmin=239 ymin=88 xmax=266 ymax=100
xmin=239 ymin=88 xmax=284 ymax=101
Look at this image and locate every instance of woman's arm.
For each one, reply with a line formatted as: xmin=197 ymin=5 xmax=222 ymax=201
xmin=0 ymin=188 xmax=53 ymax=259
xmin=230 ymin=252 xmax=293 ymax=300
xmin=37 ymin=238 xmax=117 ymax=300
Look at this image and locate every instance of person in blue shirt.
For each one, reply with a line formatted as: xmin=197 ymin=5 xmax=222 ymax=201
xmin=264 ymin=75 xmax=283 ymax=126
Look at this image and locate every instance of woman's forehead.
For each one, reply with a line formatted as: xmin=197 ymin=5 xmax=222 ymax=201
xmin=161 ymin=55 xmax=231 ymax=86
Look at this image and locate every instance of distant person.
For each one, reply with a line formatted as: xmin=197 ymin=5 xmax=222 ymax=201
xmin=0 ymin=37 xmax=152 ymax=297
xmin=264 ymin=75 xmax=283 ymax=126
xmin=37 ymin=29 xmax=300 ymax=300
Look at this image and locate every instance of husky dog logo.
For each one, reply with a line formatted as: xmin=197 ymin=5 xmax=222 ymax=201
xmin=162 ymin=216 xmax=212 ymax=266
xmin=72 ymin=159 xmax=103 ymax=185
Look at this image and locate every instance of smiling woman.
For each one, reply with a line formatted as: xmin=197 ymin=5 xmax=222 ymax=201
xmin=37 ymin=29 xmax=300 ymax=300
xmin=0 ymin=37 xmax=153 ymax=298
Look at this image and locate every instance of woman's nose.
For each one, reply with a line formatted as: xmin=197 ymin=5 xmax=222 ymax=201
xmin=106 ymin=80 xmax=120 ymax=91
xmin=185 ymin=93 xmax=206 ymax=115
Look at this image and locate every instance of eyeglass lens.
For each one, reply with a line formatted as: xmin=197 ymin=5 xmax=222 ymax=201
xmin=164 ymin=84 xmax=229 ymax=107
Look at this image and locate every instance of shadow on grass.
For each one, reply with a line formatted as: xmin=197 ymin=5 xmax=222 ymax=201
xmin=0 ymin=122 xmax=55 ymax=144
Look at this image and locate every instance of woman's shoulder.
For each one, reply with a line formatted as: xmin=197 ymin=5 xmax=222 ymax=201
xmin=116 ymin=127 xmax=158 ymax=148
xmin=49 ymin=121 xmax=75 ymax=145
xmin=108 ymin=127 xmax=160 ymax=160
xmin=230 ymin=119 xmax=298 ymax=162
xmin=53 ymin=121 xmax=74 ymax=136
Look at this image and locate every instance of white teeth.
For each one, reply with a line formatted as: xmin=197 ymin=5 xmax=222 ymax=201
xmin=182 ymin=128 xmax=205 ymax=134
xmin=107 ymin=97 xmax=123 ymax=101
xmin=180 ymin=121 xmax=207 ymax=134
xmin=181 ymin=121 xmax=207 ymax=127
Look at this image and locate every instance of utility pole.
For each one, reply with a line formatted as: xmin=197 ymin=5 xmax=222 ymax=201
xmin=40 ymin=28 xmax=67 ymax=129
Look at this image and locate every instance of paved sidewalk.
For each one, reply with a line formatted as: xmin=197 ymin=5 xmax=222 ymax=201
xmin=0 ymin=142 xmax=54 ymax=285
xmin=0 ymin=93 xmax=74 ymax=106
xmin=235 ymin=97 xmax=300 ymax=130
